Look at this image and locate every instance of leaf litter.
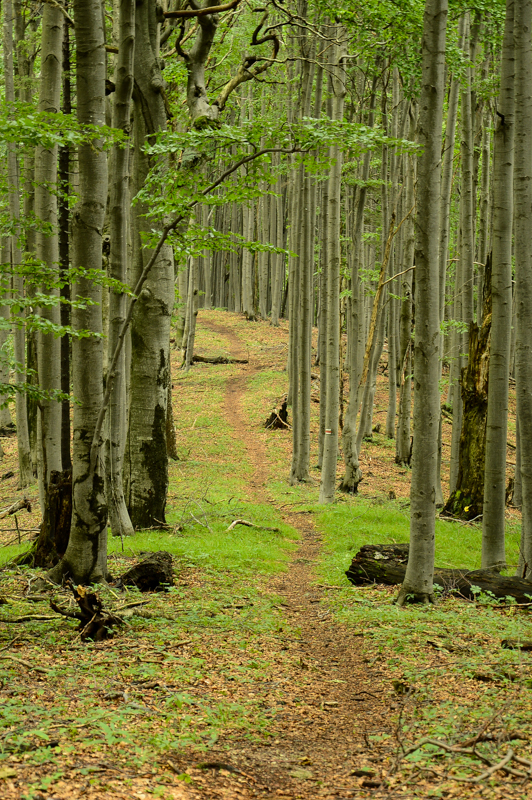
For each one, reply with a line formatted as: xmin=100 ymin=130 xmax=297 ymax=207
xmin=0 ymin=309 xmax=530 ymax=799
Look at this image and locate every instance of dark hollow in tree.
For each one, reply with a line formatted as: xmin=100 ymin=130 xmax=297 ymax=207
xmin=347 ymin=543 xmax=532 ymax=603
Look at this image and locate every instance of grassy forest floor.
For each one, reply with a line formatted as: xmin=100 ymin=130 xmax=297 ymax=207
xmin=0 ymin=310 xmax=531 ymax=800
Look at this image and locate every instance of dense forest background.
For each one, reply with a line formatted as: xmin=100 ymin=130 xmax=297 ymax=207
xmin=1 ymin=0 xmax=529 ymax=602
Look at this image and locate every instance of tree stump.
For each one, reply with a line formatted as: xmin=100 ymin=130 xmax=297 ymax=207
xmin=264 ymin=400 xmax=289 ymax=429
xmin=117 ymin=550 xmax=174 ymax=591
xmin=346 ymin=543 xmax=532 ymax=603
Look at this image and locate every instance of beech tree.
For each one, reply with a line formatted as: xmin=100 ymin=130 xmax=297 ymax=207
xmin=48 ymin=0 xmax=109 ymax=584
xmin=397 ymin=0 xmax=448 ymax=606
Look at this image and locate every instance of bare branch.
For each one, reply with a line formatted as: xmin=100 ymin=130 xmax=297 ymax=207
xmin=165 ymin=0 xmax=241 ymax=19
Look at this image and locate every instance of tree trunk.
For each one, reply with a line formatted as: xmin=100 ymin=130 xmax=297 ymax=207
xmin=3 ymin=0 xmax=33 ymax=488
xmin=106 ymin=0 xmax=135 ymax=538
xmin=319 ymin=31 xmax=345 ymax=504
xmin=48 ymin=0 xmax=109 ymax=585
xmin=397 ymin=0 xmax=448 ymax=606
xmin=339 ymin=77 xmax=378 ymax=493
xmin=35 ymin=4 xmax=63 ymax=511
xmin=442 ymin=258 xmax=492 ymax=521
xmin=125 ymin=0 xmax=174 ymax=529
xmin=481 ymin=0 xmax=514 ymax=569
xmin=514 ymin=0 xmax=532 ymax=578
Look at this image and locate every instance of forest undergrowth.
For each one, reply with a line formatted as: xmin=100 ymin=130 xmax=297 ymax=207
xmin=0 ymin=310 xmax=530 ymax=800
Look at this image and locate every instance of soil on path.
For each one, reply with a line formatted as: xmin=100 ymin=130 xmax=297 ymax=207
xmin=181 ymin=316 xmax=391 ymax=799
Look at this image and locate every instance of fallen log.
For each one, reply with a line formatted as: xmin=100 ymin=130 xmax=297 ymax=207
xmin=0 ymin=496 xmax=31 ymax=520
xmin=116 ymin=550 xmax=174 ymax=592
xmin=191 ymin=355 xmax=248 ymax=365
xmin=346 ymin=544 xmax=532 ymax=603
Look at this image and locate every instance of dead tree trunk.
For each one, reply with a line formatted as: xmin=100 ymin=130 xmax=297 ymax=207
xmin=442 ymin=257 xmax=492 ymax=520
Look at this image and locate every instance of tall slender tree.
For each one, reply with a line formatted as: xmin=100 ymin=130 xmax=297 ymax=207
xmin=397 ymin=0 xmax=448 ymax=606
xmin=481 ymin=0 xmax=514 ymax=569
xmin=48 ymin=0 xmax=109 ymax=584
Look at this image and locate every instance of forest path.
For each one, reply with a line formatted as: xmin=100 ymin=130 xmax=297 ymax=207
xmin=192 ymin=314 xmax=390 ymax=799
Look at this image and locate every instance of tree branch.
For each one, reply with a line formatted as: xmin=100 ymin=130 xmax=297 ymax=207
xmin=165 ymin=0 xmax=241 ymax=19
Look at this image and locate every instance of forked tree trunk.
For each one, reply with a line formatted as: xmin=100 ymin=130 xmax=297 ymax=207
xmin=397 ymin=0 xmax=448 ymax=606
xmin=48 ymin=0 xmax=109 ymax=585
xmin=481 ymin=0 xmax=514 ymax=569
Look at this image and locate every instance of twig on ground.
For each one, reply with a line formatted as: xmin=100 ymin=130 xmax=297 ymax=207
xmin=0 ymin=654 xmax=50 ymax=674
xmin=226 ymin=519 xmax=280 ymax=532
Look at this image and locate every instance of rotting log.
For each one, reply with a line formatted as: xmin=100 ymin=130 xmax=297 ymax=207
xmin=191 ymin=355 xmax=248 ymax=365
xmin=116 ymin=550 xmax=174 ymax=592
xmin=346 ymin=544 xmax=532 ymax=603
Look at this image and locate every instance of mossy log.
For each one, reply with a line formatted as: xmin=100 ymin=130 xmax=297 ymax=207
xmin=346 ymin=544 xmax=532 ymax=603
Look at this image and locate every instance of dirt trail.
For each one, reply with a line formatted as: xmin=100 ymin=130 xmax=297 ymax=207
xmin=194 ymin=316 xmax=390 ymax=799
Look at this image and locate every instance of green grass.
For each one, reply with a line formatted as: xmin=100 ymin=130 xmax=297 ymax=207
xmin=109 ymin=500 xmax=297 ymax=576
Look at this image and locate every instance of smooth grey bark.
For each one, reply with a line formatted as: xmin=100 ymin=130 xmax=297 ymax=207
xmin=270 ymin=156 xmax=283 ymax=327
xmin=481 ymin=0 xmax=514 ymax=570
xmin=385 ymin=68 xmax=402 ymax=440
xmin=439 ymin=16 xmax=465 ymax=331
xmin=397 ymin=0 xmax=447 ymax=606
xmin=48 ymin=0 xmax=109 ymax=584
xmin=3 ymin=0 xmax=33 ymax=487
xmin=449 ymin=14 xmax=475 ymax=494
xmin=106 ymin=0 xmax=135 ymax=539
xmin=289 ymin=22 xmax=314 ymax=485
xmin=0 ymin=240 xmax=13 ymax=429
xmin=339 ymin=76 xmax=378 ymax=493
xmin=395 ymin=118 xmax=416 ymax=466
xmin=125 ymin=0 xmax=174 ymax=529
xmin=35 ymin=4 xmax=63 ymax=511
xmin=514 ymin=413 xmax=522 ymax=508
xmin=319 ymin=33 xmax=345 ymax=504
xmin=514 ymin=0 xmax=532 ymax=578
